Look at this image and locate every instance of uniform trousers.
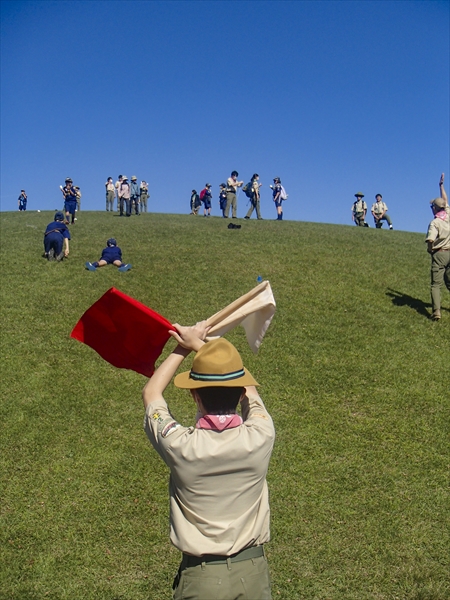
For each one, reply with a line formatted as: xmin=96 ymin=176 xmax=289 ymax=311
xmin=354 ymin=213 xmax=366 ymax=226
xmin=44 ymin=233 xmax=63 ymax=255
xmin=173 ymin=553 xmax=271 ymax=600
xmin=106 ymin=190 xmax=115 ymax=211
xmin=374 ymin=214 xmax=392 ymax=228
xmin=245 ymin=198 xmax=261 ymax=219
xmin=430 ymin=249 xmax=450 ymax=313
xmin=131 ymin=196 xmax=140 ymax=215
xmin=225 ymin=192 xmax=237 ymax=218
xmin=141 ymin=193 xmax=148 ymax=212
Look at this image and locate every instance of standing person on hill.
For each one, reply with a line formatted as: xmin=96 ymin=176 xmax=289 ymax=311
xmin=371 ymin=194 xmax=393 ymax=229
xmin=43 ymin=211 xmax=70 ymax=261
xmin=119 ymin=176 xmax=131 ymax=217
xmin=245 ymin=174 xmax=263 ymax=220
xmin=115 ymin=175 xmax=123 ymax=212
xmin=140 ymin=181 xmax=149 ymax=213
xmin=425 ymin=173 xmax=450 ymax=321
xmin=130 ymin=176 xmax=140 ymax=215
xmin=271 ymin=177 xmax=284 ymax=220
xmin=225 ymin=170 xmax=244 ymax=219
xmin=219 ymin=183 xmax=227 ymax=217
xmin=351 ymin=192 xmax=368 ymax=226
xmin=142 ymin=323 xmax=275 ymax=600
xmin=105 ymin=177 xmax=115 ymax=211
xmin=18 ymin=190 xmax=28 ymax=211
xmin=190 ymin=190 xmax=201 ymax=215
xmin=202 ymin=183 xmax=212 ymax=217
xmin=75 ymin=186 xmax=82 ymax=214
xmin=61 ymin=178 xmax=77 ymax=224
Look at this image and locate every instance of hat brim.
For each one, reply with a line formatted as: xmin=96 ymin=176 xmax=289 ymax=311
xmin=174 ymin=366 xmax=259 ymax=389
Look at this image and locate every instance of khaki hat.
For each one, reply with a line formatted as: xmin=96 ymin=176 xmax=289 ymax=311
xmin=122 ymin=175 xmax=128 ymax=180
xmin=131 ymin=176 xmax=137 ymax=181
xmin=430 ymin=197 xmax=446 ymax=209
xmin=354 ymin=192 xmax=364 ymax=198
xmin=174 ymin=338 xmax=259 ymax=389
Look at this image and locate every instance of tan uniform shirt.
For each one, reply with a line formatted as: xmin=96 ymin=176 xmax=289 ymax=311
xmin=371 ymin=200 xmax=388 ymax=215
xmin=227 ymin=177 xmax=238 ymax=192
xmin=144 ymin=392 xmax=275 ymax=556
xmin=352 ymin=199 xmax=367 ymax=215
xmin=426 ymin=206 xmax=450 ymax=251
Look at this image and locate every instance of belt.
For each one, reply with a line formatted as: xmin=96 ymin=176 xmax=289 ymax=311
xmin=436 ymin=247 xmax=450 ymax=252
xmin=182 ymin=545 xmax=264 ymax=568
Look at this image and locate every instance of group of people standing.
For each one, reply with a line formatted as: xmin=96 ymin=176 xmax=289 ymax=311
xmin=105 ymin=175 xmax=150 ymax=216
xmin=351 ymin=192 xmax=394 ymax=229
xmin=190 ymin=171 xmax=288 ymax=221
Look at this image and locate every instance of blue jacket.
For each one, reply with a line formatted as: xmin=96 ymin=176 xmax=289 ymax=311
xmin=130 ymin=181 xmax=140 ymax=197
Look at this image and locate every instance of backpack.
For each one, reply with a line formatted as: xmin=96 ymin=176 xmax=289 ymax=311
xmin=280 ymin=185 xmax=288 ymax=200
xmin=243 ymin=182 xmax=253 ymax=198
xmin=200 ymin=188 xmax=207 ymax=201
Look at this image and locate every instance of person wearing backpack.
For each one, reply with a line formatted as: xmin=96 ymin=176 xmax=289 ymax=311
xmin=130 ymin=176 xmax=141 ymax=215
xmin=225 ymin=170 xmax=244 ymax=218
xmin=351 ymin=193 xmax=368 ymax=226
xmin=244 ymin=174 xmax=262 ymax=220
xmin=202 ymin=183 xmax=212 ymax=217
xmin=270 ymin=177 xmax=286 ymax=220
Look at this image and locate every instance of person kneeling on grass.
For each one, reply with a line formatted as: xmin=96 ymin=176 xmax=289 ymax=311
xmin=85 ymin=238 xmax=131 ymax=272
xmin=44 ymin=211 xmax=70 ymax=261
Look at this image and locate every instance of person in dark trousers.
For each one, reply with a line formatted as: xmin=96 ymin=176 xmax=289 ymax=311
xmin=61 ymin=178 xmax=78 ymax=224
xmin=43 ymin=211 xmax=70 ymax=261
xmin=119 ymin=176 xmax=131 ymax=216
xmin=203 ymin=183 xmax=212 ymax=216
xmin=130 ymin=176 xmax=140 ymax=215
xmin=219 ymin=183 xmax=227 ymax=217
xmin=18 ymin=190 xmax=28 ymax=211
xmin=190 ymin=190 xmax=200 ymax=215
xmin=85 ymin=238 xmax=132 ymax=272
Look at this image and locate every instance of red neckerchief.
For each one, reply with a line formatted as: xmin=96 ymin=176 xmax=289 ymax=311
xmin=196 ymin=414 xmax=243 ymax=431
xmin=435 ymin=210 xmax=447 ymax=221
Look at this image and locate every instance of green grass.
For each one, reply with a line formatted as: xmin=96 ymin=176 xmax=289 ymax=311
xmin=1 ymin=211 xmax=448 ymax=600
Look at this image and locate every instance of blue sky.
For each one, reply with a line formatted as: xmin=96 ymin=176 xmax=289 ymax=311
xmin=1 ymin=0 xmax=449 ymax=232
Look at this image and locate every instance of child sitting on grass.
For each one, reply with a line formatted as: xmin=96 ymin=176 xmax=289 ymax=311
xmin=85 ymin=238 xmax=132 ymax=272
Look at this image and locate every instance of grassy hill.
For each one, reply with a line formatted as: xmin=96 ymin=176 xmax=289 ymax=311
xmin=1 ymin=211 xmax=448 ymax=600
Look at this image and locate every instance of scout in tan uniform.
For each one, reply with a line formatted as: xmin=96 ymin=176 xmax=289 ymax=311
xmin=225 ymin=170 xmax=244 ymax=218
xmin=142 ymin=323 xmax=275 ymax=600
xmin=371 ymin=194 xmax=393 ymax=229
xmin=425 ymin=173 xmax=450 ymax=321
xmin=351 ymin=192 xmax=368 ymax=226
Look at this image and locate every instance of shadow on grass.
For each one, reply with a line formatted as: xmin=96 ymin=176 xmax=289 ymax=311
xmin=386 ymin=288 xmax=433 ymax=319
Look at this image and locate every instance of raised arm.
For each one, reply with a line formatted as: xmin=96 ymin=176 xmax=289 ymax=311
xmin=439 ymin=173 xmax=448 ymax=206
xmin=142 ymin=322 xmax=209 ymax=409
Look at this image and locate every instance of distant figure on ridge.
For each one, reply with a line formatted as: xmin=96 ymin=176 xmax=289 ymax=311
xmin=224 ymin=170 xmax=244 ymax=218
xmin=140 ymin=181 xmax=149 ymax=213
xmin=219 ymin=183 xmax=227 ymax=217
xmin=201 ymin=184 xmax=212 ymax=217
xmin=425 ymin=173 xmax=449 ymax=321
xmin=119 ymin=176 xmax=131 ymax=217
xmin=75 ymin=186 xmax=81 ymax=214
xmin=85 ymin=238 xmax=132 ymax=272
xmin=130 ymin=176 xmax=140 ymax=215
xmin=61 ymin=178 xmax=77 ymax=224
xmin=105 ymin=177 xmax=115 ymax=211
xmin=244 ymin=174 xmax=262 ymax=220
xmin=43 ymin=211 xmax=70 ymax=261
xmin=115 ymin=175 xmax=123 ymax=212
xmin=351 ymin=192 xmax=368 ymax=227
xmin=371 ymin=194 xmax=393 ymax=229
xmin=18 ymin=190 xmax=27 ymax=211
xmin=270 ymin=177 xmax=286 ymax=220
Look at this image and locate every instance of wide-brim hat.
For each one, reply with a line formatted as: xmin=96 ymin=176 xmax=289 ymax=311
xmin=131 ymin=176 xmax=137 ymax=181
xmin=430 ymin=197 xmax=446 ymax=209
xmin=354 ymin=192 xmax=364 ymax=198
xmin=122 ymin=175 xmax=128 ymax=180
xmin=174 ymin=338 xmax=259 ymax=389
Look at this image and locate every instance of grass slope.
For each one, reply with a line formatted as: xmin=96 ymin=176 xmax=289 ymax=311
xmin=1 ymin=211 xmax=448 ymax=600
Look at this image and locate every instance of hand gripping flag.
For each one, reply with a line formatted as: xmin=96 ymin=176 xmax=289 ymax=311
xmin=71 ymin=281 xmax=276 ymax=376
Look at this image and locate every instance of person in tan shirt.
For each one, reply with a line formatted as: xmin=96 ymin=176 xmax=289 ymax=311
xmin=425 ymin=173 xmax=450 ymax=321
xmin=225 ymin=170 xmax=244 ymax=218
xmin=142 ymin=323 xmax=275 ymax=600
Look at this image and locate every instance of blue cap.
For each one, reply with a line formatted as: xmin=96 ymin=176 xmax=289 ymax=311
xmin=107 ymin=238 xmax=117 ymax=246
xmin=54 ymin=211 xmax=64 ymax=221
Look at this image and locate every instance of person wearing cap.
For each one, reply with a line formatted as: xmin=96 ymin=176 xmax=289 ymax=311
xmin=203 ymin=183 xmax=212 ymax=217
xmin=18 ymin=190 xmax=28 ymax=211
xmin=271 ymin=177 xmax=283 ymax=220
xmin=225 ymin=170 xmax=244 ymax=218
xmin=219 ymin=183 xmax=227 ymax=217
xmin=105 ymin=177 xmax=115 ymax=211
xmin=142 ymin=323 xmax=275 ymax=600
xmin=115 ymin=175 xmax=123 ymax=212
xmin=245 ymin=174 xmax=263 ymax=220
xmin=61 ymin=178 xmax=78 ymax=224
xmin=371 ymin=194 xmax=393 ymax=229
xmin=130 ymin=176 xmax=140 ymax=215
xmin=425 ymin=173 xmax=450 ymax=321
xmin=43 ymin=212 xmax=70 ymax=261
xmin=140 ymin=181 xmax=149 ymax=213
xmin=118 ymin=176 xmax=131 ymax=217
xmin=85 ymin=238 xmax=132 ymax=272
xmin=351 ymin=192 xmax=368 ymax=226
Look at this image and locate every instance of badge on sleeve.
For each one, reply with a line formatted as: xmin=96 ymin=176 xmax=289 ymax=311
xmin=161 ymin=419 xmax=181 ymax=438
